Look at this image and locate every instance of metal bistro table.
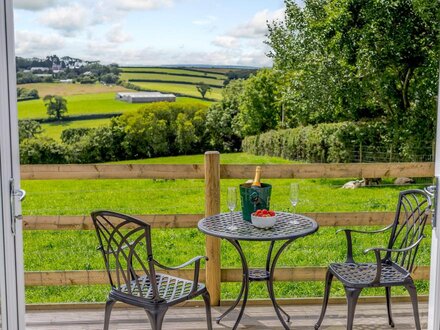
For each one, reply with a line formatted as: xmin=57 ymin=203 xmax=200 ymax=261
xmin=198 ymin=211 xmax=319 ymax=330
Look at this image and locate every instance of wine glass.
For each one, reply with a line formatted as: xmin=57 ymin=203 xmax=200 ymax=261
xmin=289 ymin=183 xmax=300 ymax=224
xmin=227 ymin=187 xmax=238 ymax=231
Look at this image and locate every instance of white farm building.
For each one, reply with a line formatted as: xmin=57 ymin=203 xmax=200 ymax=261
xmin=116 ymin=92 xmax=176 ymax=103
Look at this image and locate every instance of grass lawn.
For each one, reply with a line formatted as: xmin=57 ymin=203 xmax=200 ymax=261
xmin=131 ymin=81 xmax=223 ymax=100
xmin=112 ymin=153 xmax=295 ymax=164
xmin=21 ymin=153 xmax=432 ymax=303
xmin=121 ymin=67 xmax=225 ymax=80
xmin=120 ymin=72 xmax=224 ymax=86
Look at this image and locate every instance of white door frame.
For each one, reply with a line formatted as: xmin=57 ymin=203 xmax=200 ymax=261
xmin=0 ymin=0 xmax=26 ymax=328
xmin=428 ymin=67 xmax=440 ymax=330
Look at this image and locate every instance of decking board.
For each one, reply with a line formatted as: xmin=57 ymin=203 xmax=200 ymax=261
xmin=26 ymin=302 xmax=428 ymax=329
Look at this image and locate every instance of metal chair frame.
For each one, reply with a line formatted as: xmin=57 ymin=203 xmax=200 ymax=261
xmin=91 ymin=210 xmax=212 ymax=330
xmin=315 ymin=189 xmax=432 ymax=330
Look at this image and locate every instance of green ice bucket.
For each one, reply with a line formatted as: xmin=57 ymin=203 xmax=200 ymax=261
xmin=239 ymin=183 xmax=272 ymax=221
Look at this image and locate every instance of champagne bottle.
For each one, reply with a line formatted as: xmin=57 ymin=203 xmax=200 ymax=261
xmin=251 ymin=166 xmax=262 ymax=187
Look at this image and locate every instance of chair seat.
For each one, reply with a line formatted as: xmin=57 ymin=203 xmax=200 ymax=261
xmin=115 ymin=273 xmax=205 ymax=305
xmin=329 ymin=262 xmax=410 ymax=287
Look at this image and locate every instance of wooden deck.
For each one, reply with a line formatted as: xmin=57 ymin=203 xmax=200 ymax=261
xmin=26 ymin=302 xmax=428 ymax=329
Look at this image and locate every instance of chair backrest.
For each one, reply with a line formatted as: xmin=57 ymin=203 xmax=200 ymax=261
xmin=386 ymin=189 xmax=432 ymax=272
xmin=91 ymin=210 xmax=161 ymax=300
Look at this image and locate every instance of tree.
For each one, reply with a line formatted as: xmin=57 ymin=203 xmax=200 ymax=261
xmin=43 ymin=95 xmax=68 ymax=120
xmin=266 ymin=0 xmax=440 ymax=153
xmin=18 ymin=120 xmax=42 ymax=142
xmin=235 ymin=69 xmax=281 ymax=137
xmin=206 ymin=79 xmax=245 ymax=151
xmin=196 ymin=82 xmax=211 ymax=99
xmin=175 ymin=113 xmax=197 ymax=154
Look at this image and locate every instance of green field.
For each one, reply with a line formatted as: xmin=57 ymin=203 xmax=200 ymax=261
xmin=18 ymin=94 xmax=210 ymax=120
xmin=121 ymin=67 xmax=226 ymax=80
xmin=18 ymin=93 xmax=142 ymax=119
xmin=120 ymin=72 xmax=225 ymax=86
xmin=41 ymin=118 xmax=111 ymax=140
xmin=112 ymin=153 xmax=294 ymax=164
xmin=21 ymin=153 xmax=431 ymax=303
xmin=131 ymin=81 xmax=222 ymax=100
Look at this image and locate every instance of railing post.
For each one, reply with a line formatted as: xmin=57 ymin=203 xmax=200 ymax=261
xmin=204 ymin=151 xmax=221 ymax=306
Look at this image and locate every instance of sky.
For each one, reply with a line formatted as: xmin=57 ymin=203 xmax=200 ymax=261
xmin=13 ymin=0 xmax=287 ymax=67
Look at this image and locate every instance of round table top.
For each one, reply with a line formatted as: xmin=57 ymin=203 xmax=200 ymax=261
xmin=197 ymin=211 xmax=318 ymax=241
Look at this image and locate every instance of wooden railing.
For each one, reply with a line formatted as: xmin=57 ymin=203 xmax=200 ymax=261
xmin=21 ymin=152 xmax=434 ymax=305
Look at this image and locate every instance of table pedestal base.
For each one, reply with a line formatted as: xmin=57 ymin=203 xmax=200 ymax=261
xmin=216 ymin=239 xmax=295 ymax=330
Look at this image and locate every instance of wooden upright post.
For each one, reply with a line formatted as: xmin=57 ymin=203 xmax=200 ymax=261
xmin=204 ymin=151 xmax=221 ymax=305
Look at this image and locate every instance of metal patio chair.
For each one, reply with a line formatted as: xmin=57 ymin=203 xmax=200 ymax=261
xmin=315 ymin=189 xmax=431 ymax=330
xmin=91 ymin=210 xmax=212 ymax=330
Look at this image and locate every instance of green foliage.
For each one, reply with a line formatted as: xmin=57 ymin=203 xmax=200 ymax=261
xmin=69 ymin=126 xmax=124 ymax=163
xmin=206 ymin=79 xmax=245 ymax=151
xmin=17 ymin=87 xmax=39 ymax=101
xmin=16 ymin=72 xmax=43 ymax=84
xmin=100 ymin=73 xmax=119 ymax=84
xmin=264 ymin=0 xmax=440 ymax=154
xmin=235 ymin=69 xmax=281 ymax=136
xmin=43 ymin=95 xmax=68 ymax=120
xmin=60 ymin=128 xmax=92 ymax=144
xmin=175 ymin=113 xmax=197 ymax=154
xmin=18 ymin=120 xmax=43 ymax=142
xmin=242 ymin=121 xmax=396 ymax=163
xmin=195 ymin=82 xmax=212 ymax=99
xmin=20 ymin=137 xmax=68 ymax=164
xmin=115 ymin=101 xmax=209 ymax=159
xmin=77 ymin=75 xmax=97 ymax=84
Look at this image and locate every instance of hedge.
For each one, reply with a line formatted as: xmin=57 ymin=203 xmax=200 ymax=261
xmin=242 ymin=121 xmax=398 ymax=163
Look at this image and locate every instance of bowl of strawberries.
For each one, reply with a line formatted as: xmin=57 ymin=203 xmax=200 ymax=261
xmin=251 ymin=209 xmax=277 ymax=229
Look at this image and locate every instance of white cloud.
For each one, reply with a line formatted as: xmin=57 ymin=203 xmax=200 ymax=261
xmin=230 ymin=8 xmax=284 ymax=39
xmin=192 ymin=15 xmax=217 ymax=26
xmin=84 ymin=40 xmax=271 ymax=67
xmin=13 ymin=0 xmax=57 ymax=11
xmin=38 ymin=4 xmax=89 ymax=35
xmin=112 ymin=0 xmax=174 ymax=11
xmin=106 ymin=25 xmax=132 ymax=43
xmin=15 ymin=30 xmax=65 ymax=56
xmin=212 ymin=36 xmax=239 ymax=49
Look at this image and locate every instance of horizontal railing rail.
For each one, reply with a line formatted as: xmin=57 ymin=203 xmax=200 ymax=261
xmin=24 ymin=265 xmax=430 ymax=287
xmin=22 ymin=211 xmax=400 ymax=230
xmin=20 ymin=162 xmax=434 ymax=180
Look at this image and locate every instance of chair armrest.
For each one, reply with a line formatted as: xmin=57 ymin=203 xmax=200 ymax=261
xmin=336 ymin=224 xmax=393 ymax=263
xmin=335 ymin=224 xmax=393 ymax=235
xmin=363 ymin=236 xmax=424 ymax=255
xmin=153 ymin=256 xmax=208 ymax=270
xmin=153 ymin=256 xmax=208 ymax=293
xmin=362 ymin=236 xmax=425 ymax=285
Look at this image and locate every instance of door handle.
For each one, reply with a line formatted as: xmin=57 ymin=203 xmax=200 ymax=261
xmin=425 ymin=179 xmax=438 ymax=229
xmin=9 ymin=178 xmax=25 ymax=235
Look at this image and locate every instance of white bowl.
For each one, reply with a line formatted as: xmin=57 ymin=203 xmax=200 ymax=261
xmin=251 ymin=214 xmax=277 ymax=229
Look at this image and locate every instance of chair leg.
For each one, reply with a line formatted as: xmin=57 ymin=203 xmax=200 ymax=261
xmin=385 ymin=286 xmax=395 ymax=327
xmin=314 ymin=269 xmax=334 ymax=329
xmin=405 ymin=283 xmax=421 ymax=330
xmin=345 ymin=287 xmax=362 ymax=330
xmin=103 ymin=298 xmax=116 ymax=330
xmin=202 ymin=290 xmax=213 ymax=330
xmin=145 ymin=306 xmax=168 ymax=330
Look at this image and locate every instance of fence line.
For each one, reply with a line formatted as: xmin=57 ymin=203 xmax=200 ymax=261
xmin=22 ymin=211 xmax=400 ymax=230
xmin=21 ymin=156 xmax=435 ymax=306
xmin=24 ymin=265 xmax=430 ymax=287
xmin=21 ymin=162 xmax=434 ymax=180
